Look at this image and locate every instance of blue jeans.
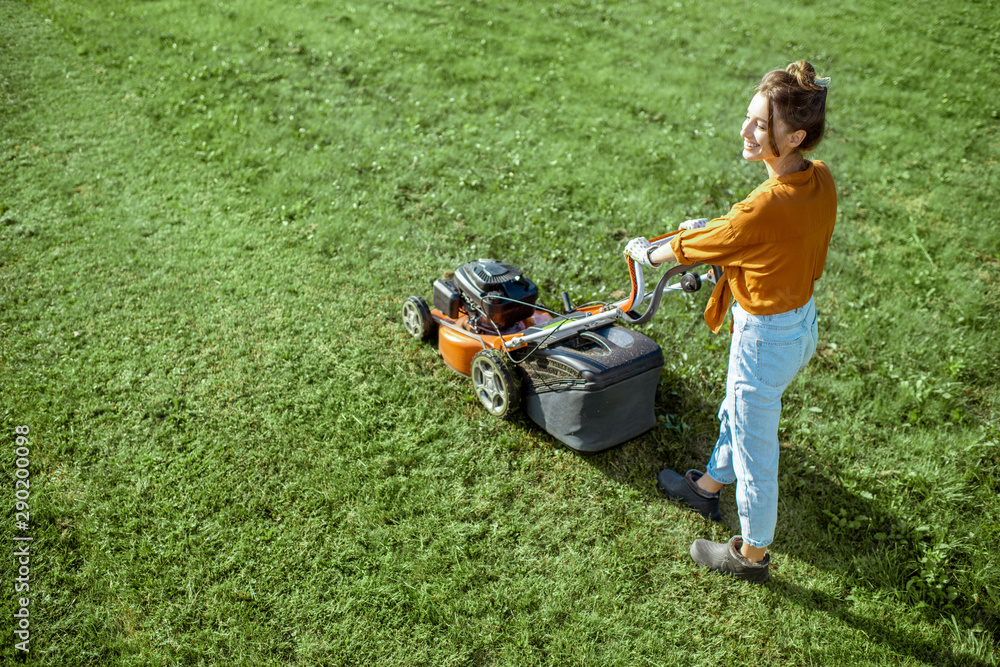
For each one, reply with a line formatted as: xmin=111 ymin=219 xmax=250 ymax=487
xmin=705 ymin=297 xmax=818 ymax=548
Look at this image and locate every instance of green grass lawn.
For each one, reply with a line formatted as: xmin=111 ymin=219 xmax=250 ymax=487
xmin=2 ymin=0 xmax=998 ymax=664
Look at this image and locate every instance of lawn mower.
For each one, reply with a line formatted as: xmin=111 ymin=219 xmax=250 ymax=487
xmin=401 ymin=233 xmax=721 ymax=453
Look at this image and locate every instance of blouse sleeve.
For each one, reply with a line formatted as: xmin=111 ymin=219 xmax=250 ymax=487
xmin=670 ymin=206 xmax=746 ymax=267
xmin=670 ymin=182 xmax=781 ymax=267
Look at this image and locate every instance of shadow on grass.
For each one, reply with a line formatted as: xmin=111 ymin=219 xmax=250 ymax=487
xmin=574 ymin=399 xmax=1000 ymax=656
xmin=770 ymin=580 xmax=995 ymax=667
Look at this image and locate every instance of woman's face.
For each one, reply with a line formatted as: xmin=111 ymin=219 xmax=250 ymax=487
xmin=741 ymin=92 xmax=779 ymax=163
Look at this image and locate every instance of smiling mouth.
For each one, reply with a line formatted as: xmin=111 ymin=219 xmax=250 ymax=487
xmin=744 ymin=140 xmax=761 ymax=150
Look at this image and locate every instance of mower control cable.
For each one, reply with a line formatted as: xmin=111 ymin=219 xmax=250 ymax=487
xmin=482 ymin=296 xmax=587 ymax=366
xmin=494 ymin=239 xmax=719 ymax=353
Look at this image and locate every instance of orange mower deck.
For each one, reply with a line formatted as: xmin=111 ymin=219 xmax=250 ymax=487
xmin=432 ymin=305 xmax=605 ymax=376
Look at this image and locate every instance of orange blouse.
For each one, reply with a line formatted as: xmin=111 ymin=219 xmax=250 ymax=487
xmin=670 ymin=160 xmax=837 ymax=333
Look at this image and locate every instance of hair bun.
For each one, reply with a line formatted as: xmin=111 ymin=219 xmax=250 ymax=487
xmin=786 ymin=60 xmax=823 ymax=90
xmin=757 ymin=61 xmax=829 ymax=153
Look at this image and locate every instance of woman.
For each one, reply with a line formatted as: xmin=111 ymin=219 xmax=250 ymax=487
xmin=624 ymin=61 xmax=836 ymax=584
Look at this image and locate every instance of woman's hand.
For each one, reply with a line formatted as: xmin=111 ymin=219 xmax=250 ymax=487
xmin=679 ymin=218 xmax=707 ymax=230
xmin=624 ymin=237 xmax=659 ymax=267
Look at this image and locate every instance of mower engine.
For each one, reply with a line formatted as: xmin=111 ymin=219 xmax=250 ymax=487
xmin=434 ymin=259 xmax=539 ymax=333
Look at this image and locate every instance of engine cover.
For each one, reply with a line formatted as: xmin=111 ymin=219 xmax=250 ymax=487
xmin=453 ymin=259 xmax=538 ymax=329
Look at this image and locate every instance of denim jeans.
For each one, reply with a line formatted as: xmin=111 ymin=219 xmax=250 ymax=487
xmin=705 ymin=297 xmax=818 ymax=548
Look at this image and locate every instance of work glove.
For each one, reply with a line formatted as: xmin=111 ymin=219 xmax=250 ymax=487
xmin=624 ymin=237 xmax=658 ymax=267
xmin=679 ymin=218 xmax=708 ymax=230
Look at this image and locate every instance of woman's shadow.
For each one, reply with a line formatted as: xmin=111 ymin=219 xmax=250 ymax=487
xmin=572 ymin=376 xmax=998 ymax=666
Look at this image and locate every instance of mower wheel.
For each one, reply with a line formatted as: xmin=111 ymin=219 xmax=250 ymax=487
xmin=402 ymin=296 xmax=435 ymax=340
xmin=471 ymin=349 xmax=521 ymax=420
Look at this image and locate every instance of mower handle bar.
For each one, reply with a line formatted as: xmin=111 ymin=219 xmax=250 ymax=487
xmin=502 ymin=234 xmax=718 ymax=352
xmin=617 ymin=262 xmax=714 ymax=325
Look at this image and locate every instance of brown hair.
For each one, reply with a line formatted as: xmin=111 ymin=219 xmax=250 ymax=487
xmin=757 ymin=60 xmax=829 ymax=157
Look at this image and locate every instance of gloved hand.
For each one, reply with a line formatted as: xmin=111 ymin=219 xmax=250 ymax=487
xmin=679 ymin=218 xmax=708 ymax=230
xmin=624 ymin=237 xmax=658 ymax=267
